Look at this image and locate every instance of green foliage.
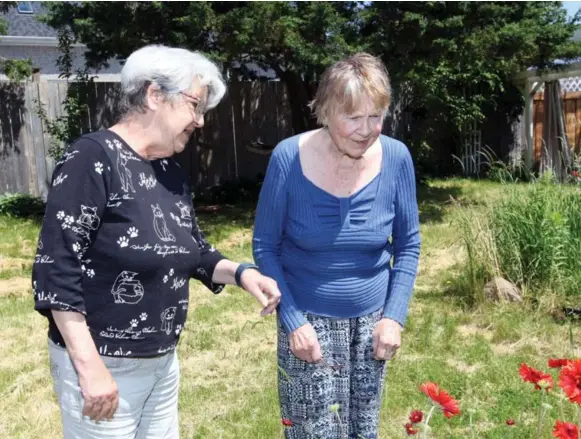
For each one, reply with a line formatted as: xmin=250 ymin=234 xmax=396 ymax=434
xmin=0 ymin=193 xmax=45 ymax=219
xmin=363 ymin=2 xmax=581 ymax=175
xmin=454 ymin=176 xmax=581 ymax=309
xmin=40 ymin=1 xmax=581 ymax=171
xmin=453 ymin=146 xmax=533 ymax=183
xmin=41 ymin=1 xmax=360 ymax=133
xmin=35 ymin=27 xmax=94 ymax=159
xmin=1 ymin=59 xmax=32 ymax=82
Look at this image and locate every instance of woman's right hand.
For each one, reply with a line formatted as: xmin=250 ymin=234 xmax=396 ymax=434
xmin=289 ymin=323 xmax=322 ymax=363
xmin=78 ymin=361 xmax=119 ymax=422
xmin=51 ymin=311 xmax=120 ymax=422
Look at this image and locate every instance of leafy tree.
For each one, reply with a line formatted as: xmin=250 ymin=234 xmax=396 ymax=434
xmin=41 ymin=1 xmax=581 ymax=174
xmin=362 ymin=1 xmax=581 ymax=173
xmin=215 ymin=2 xmax=361 ymax=131
xmin=41 ymin=1 xmax=361 ymax=133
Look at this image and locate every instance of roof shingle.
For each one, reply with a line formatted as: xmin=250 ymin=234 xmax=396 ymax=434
xmin=1 ymin=2 xmax=58 ymax=38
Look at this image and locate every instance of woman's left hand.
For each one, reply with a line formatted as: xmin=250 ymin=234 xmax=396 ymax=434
xmin=240 ymin=269 xmax=281 ymax=317
xmin=372 ymin=318 xmax=402 ymax=361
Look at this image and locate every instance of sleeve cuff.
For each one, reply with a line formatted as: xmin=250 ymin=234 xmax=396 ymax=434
xmin=194 ymin=251 xmax=227 ymax=294
xmin=35 ymin=301 xmax=87 ymax=317
xmin=279 ymin=307 xmax=308 ymax=333
xmin=383 ymin=288 xmax=413 ymax=327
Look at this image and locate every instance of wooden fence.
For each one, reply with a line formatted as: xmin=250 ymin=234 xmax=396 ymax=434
xmin=0 ymin=80 xmax=293 ymax=199
xmin=533 ymin=90 xmax=581 ymax=161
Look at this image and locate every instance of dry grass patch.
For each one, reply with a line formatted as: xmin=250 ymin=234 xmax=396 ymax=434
xmin=215 ymin=229 xmax=252 ymax=251
xmin=446 ymin=358 xmax=482 ymax=374
xmin=0 ymin=256 xmax=32 ymax=270
xmin=457 ymin=324 xmax=493 ymax=341
xmin=0 ymin=277 xmax=31 ymax=297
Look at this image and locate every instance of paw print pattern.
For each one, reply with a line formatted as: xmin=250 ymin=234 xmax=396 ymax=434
xmin=94 ymin=162 xmax=104 ymax=174
xmin=86 ymin=269 xmax=95 ymax=278
xmin=117 ymin=236 xmax=129 ymax=248
xmin=163 ymin=275 xmax=169 ymax=284
xmin=58 ymin=213 xmax=74 ymax=230
xmin=140 ymin=313 xmax=148 ymax=321
xmin=127 ymin=227 xmax=139 ymax=238
xmin=72 ymin=242 xmax=80 ymax=253
xmin=65 ymin=216 xmax=74 ymax=225
xmin=130 ymin=319 xmax=139 ymax=328
xmin=169 ymin=269 xmax=174 ymax=276
xmin=175 ymin=324 xmax=183 ymax=336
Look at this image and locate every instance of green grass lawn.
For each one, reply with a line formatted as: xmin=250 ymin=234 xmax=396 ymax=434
xmin=0 ymin=179 xmax=578 ymax=438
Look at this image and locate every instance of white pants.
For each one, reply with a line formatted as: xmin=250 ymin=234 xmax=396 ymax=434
xmin=48 ymin=339 xmax=180 ymax=439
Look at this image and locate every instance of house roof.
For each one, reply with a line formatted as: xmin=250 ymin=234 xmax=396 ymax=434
xmin=1 ymin=2 xmax=57 ymax=38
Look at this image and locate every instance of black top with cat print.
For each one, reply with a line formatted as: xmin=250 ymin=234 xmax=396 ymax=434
xmin=33 ymin=130 xmax=226 ymax=358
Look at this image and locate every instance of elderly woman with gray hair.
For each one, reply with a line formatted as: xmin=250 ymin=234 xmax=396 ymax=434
xmin=32 ymin=45 xmax=280 ymax=439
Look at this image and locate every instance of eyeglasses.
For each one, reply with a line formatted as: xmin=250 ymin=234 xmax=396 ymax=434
xmin=179 ymin=91 xmax=206 ymax=116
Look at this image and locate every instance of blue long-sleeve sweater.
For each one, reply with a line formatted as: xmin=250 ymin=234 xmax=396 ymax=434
xmin=253 ymin=134 xmax=421 ymax=334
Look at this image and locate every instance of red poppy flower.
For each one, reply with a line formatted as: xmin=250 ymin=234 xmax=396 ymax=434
xmin=549 ymin=359 xmax=570 ymax=369
xmin=573 ymin=170 xmax=580 ymax=178
xmin=559 ymin=359 xmax=581 ymax=405
xmin=419 ymin=382 xmax=461 ymax=418
xmin=409 ymin=410 xmax=423 ymax=424
xmin=404 ymin=422 xmax=418 ymax=435
xmin=281 ymin=418 xmax=293 ymax=427
xmin=506 ymin=419 xmax=516 ymax=426
xmin=519 ymin=363 xmax=553 ymax=390
xmin=553 ymin=420 xmax=579 ymax=439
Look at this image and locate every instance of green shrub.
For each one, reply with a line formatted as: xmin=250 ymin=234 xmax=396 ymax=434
xmin=0 ymin=193 xmax=45 ymax=219
xmin=454 ymin=174 xmax=581 ymax=309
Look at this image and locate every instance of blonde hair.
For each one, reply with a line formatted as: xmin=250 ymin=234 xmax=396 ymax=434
xmin=310 ymin=53 xmax=391 ymax=126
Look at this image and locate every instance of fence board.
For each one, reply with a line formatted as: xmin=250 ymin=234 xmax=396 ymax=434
xmin=0 ymin=84 xmax=28 ymax=194
xmin=533 ymin=92 xmax=581 ymax=162
xmin=0 ymin=79 xmax=296 ymax=197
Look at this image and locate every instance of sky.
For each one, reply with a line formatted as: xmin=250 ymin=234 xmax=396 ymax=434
xmin=563 ymin=1 xmax=581 ymax=18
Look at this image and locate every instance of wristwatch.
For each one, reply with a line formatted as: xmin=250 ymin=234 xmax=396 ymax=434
xmin=235 ymin=262 xmax=260 ymax=287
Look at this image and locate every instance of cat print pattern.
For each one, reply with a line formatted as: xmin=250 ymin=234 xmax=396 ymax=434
xmin=117 ymin=149 xmax=136 ymax=193
xmin=70 ymin=205 xmax=101 ymax=241
xmin=32 ymin=131 xmax=224 ymax=358
xmin=111 ymin=271 xmax=145 ymax=304
xmin=151 ymin=204 xmax=176 ymax=242
xmin=160 ymin=307 xmax=177 ymax=335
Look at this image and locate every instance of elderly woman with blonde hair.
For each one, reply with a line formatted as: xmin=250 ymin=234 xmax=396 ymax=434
xmin=33 ymin=44 xmax=281 ymax=439
xmin=253 ymin=53 xmax=421 ymax=438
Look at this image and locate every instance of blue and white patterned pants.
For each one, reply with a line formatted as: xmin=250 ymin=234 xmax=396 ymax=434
xmin=278 ymin=309 xmax=387 ymax=439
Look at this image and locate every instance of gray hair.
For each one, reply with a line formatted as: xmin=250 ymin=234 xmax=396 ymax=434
xmin=119 ymin=45 xmax=226 ymax=116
